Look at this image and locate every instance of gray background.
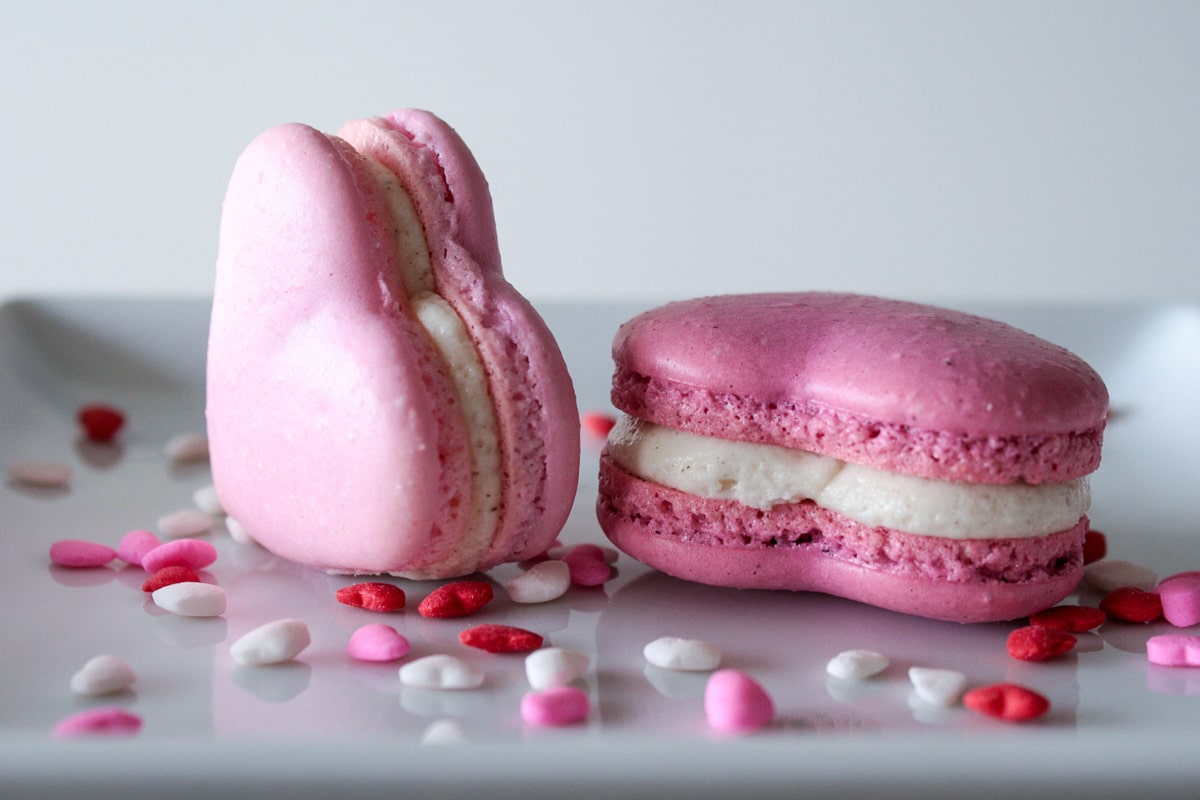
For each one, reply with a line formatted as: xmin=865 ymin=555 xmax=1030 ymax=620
xmin=2 ymin=1 xmax=1196 ymax=304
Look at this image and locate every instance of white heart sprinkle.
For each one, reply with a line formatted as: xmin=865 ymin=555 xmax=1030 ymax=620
xmin=192 ymin=484 xmax=224 ymax=515
xmin=166 ymin=433 xmax=209 ymax=463
xmin=525 ymin=647 xmax=591 ymax=690
xmin=505 ymin=560 xmax=571 ymax=604
xmin=399 ymin=655 xmax=484 ymax=690
xmin=230 ymin=619 xmax=311 ymax=665
xmin=7 ymin=461 xmax=72 ymax=488
xmin=643 ymin=636 xmax=722 ymax=672
xmin=158 ymin=509 xmax=214 ymax=539
xmin=152 ymin=581 xmax=226 ymax=617
xmin=224 ymin=515 xmax=257 ymax=545
xmin=70 ymin=655 xmax=136 ymax=696
xmin=908 ymin=667 xmax=969 ymax=707
xmin=826 ymin=649 xmax=889 ymax=681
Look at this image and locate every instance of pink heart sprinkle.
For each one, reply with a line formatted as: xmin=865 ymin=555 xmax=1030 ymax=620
xmin=704 ymin=669 xmax=774 ymax=734
xmin=49 ymin=540 xmax=117 ymax=568
xmin=116 ymin=529 xmax=161 ymax=565
xmin=520 ymin=686 xmax=590 ymax=727
xmin=346 ymin=624 xmax=410 ymax=662
xmin=1156 ymin=575 xmax=1200 ymax=628
xmin=1146 ymin=634 xmax=1200 ymax=667
xmin=562 ymin=544 xmax=613 ymax=587
xmin=52 ymin=707 xmax=142 ymax=738
xmin=141 ymin=538 xmax=218 ymax=573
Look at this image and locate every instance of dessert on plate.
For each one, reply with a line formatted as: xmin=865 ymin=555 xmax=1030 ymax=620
xmin=207 ymin=109 xmax=579 ymax=578
xmin=597 ymin=292 xmax=1108 ymax=623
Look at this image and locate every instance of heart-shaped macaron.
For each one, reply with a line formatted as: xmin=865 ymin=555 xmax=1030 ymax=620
xmin=208 ymin=109 xmax=578 ymax=578
xmin=598 ymin=293 xmax=1108 ymax=623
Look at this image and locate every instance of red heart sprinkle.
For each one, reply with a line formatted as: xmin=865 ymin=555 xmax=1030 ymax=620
xmin=418 ymin=580 xmax=495 ymax=618
xmin=1006 ymin=625 xmax=1077 ymax=662
xmin=1028 ymin=605 xmax=1108 ymax=632
xmin=581 ymin=412 xmax=617 ymax=439
xmin=336 ymin=582 xmax=406 ymax=612
xmin=963 ymin=683 xmax=1050 ymax=722
xmin=1082 ymin=529 xmax=1107 ymax=565
xmin=77 ymin=404 xmax=126 ymax=443
xmin=1099 ymin=586 xmax=1163 ymax=623
xmin=459 ymin=623 xmax=544 ymax=653
xmin=142 ymin=565 xmax=201 ymax=592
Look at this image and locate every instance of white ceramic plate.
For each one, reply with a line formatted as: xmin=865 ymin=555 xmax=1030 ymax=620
xmin=1 ymin=297 xmax=1198 ymax=799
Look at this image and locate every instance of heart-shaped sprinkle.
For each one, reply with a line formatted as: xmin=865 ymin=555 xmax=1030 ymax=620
xmin=77 ymin=404 xmax=126 ymax=443
xmin=963 ymin=683 xmax=1050 ymax=722
xmin=459 ymin=624 xmax=543 ymax=653
xmin=581 ymin=412 xmax=617 ymax=439
xmin=704 ymin=669 xmax=774 ymax=734
xmin=1082 ymin=529 xmax=1107 ymax=564
xmin=399 ymin=655 xmax=484 ymax=690
xmin=525 ymin=647 xmax=590 ymax=689
xmin=643 ymin=636 xmax=722 ymax=672
xmin=116 ymin=529 xmax=161 ymax=565
xmin=166 ymin=432 xmax=209 ymax=463
xmin=192 ymin=484 xmax=225 ymax=514
xmin=521 ymin=686 xmax=590 ymax=727
xmin=505 ymin=560 xmax=571 ymax=604
xmin=152 ymin=581 xmax=227 ymax=617
xmin=347 ymin=624 xmax=410 ymax=662
xmin=141 ymin=538 xmax=218 ymax=573
xmin=336 ymin=582 xmax=406 ymax=612
xmin=1156 ymin=574 xmax=1200 ymax=628
xmin=141 ymin=565 xmax=202 ymax=592
xmin=908 ymin=667 xmax=969 ymax=707
xmin=49 ymin=540 xmax=117 ymax=568
xmin=826 ymin=649 xmax=890 ymax=680
xmin=418 ymin=580 xmax=494 ymax=618
xmin=562 ymin=544 xmax=614 ymax=586
xmin=224 ymin=516 xmax=256 ymax=545
xmin=53 ymin=707 xmax=142 ymax=739
xmin=1099 ymin=587 xmax=1163 ymax=623
xmin=1146 ymin=634 xmax=1200 ymax=667
xmin=70 ymin=655 xmax=137 ymax=696
xmin=230 ymin=618 xmax=311 ymax=665
xmin=157 ymin=509 xmax=215 ymax=539
xmin=7 ymin=461 xmax=72 ymax=488
xmin=1028 ymin=604 xmax=1107 ymax=632
xmin=1007 ymin=626 xmax=1077 ymax=661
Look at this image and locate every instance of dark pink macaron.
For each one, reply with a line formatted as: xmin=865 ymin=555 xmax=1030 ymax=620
xmin=597 ymin=293 xmax=1108 ymax=623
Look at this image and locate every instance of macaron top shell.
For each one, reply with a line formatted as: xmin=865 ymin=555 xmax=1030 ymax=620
xmin=612 ymin=293 xmax=1108 ymax=484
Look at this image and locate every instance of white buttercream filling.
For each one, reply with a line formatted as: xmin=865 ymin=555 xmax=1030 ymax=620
xmin=362 ymin=153 xmax=500 ymax=575
xmin=606 ymin=416 xmax=1089 ymax=540
xmin=362 ymin=157 xmax=434 ymax=295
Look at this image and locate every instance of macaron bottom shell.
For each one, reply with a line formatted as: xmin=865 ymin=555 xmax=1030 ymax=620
xmin=597 ymin=455 xmax=1084 ymax=624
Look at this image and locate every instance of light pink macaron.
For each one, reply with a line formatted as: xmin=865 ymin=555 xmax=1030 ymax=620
xmin=207 ymin=109 xmax=579 ymax=578
xmin=597 ymin=293 xmax=1109 ymax=623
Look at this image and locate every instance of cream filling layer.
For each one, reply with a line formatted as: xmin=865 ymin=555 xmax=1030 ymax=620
xmin=606 ymin=416 xmax=1089 ymax=540
xmin=363 ymin=154 xmax=501 ymax=576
